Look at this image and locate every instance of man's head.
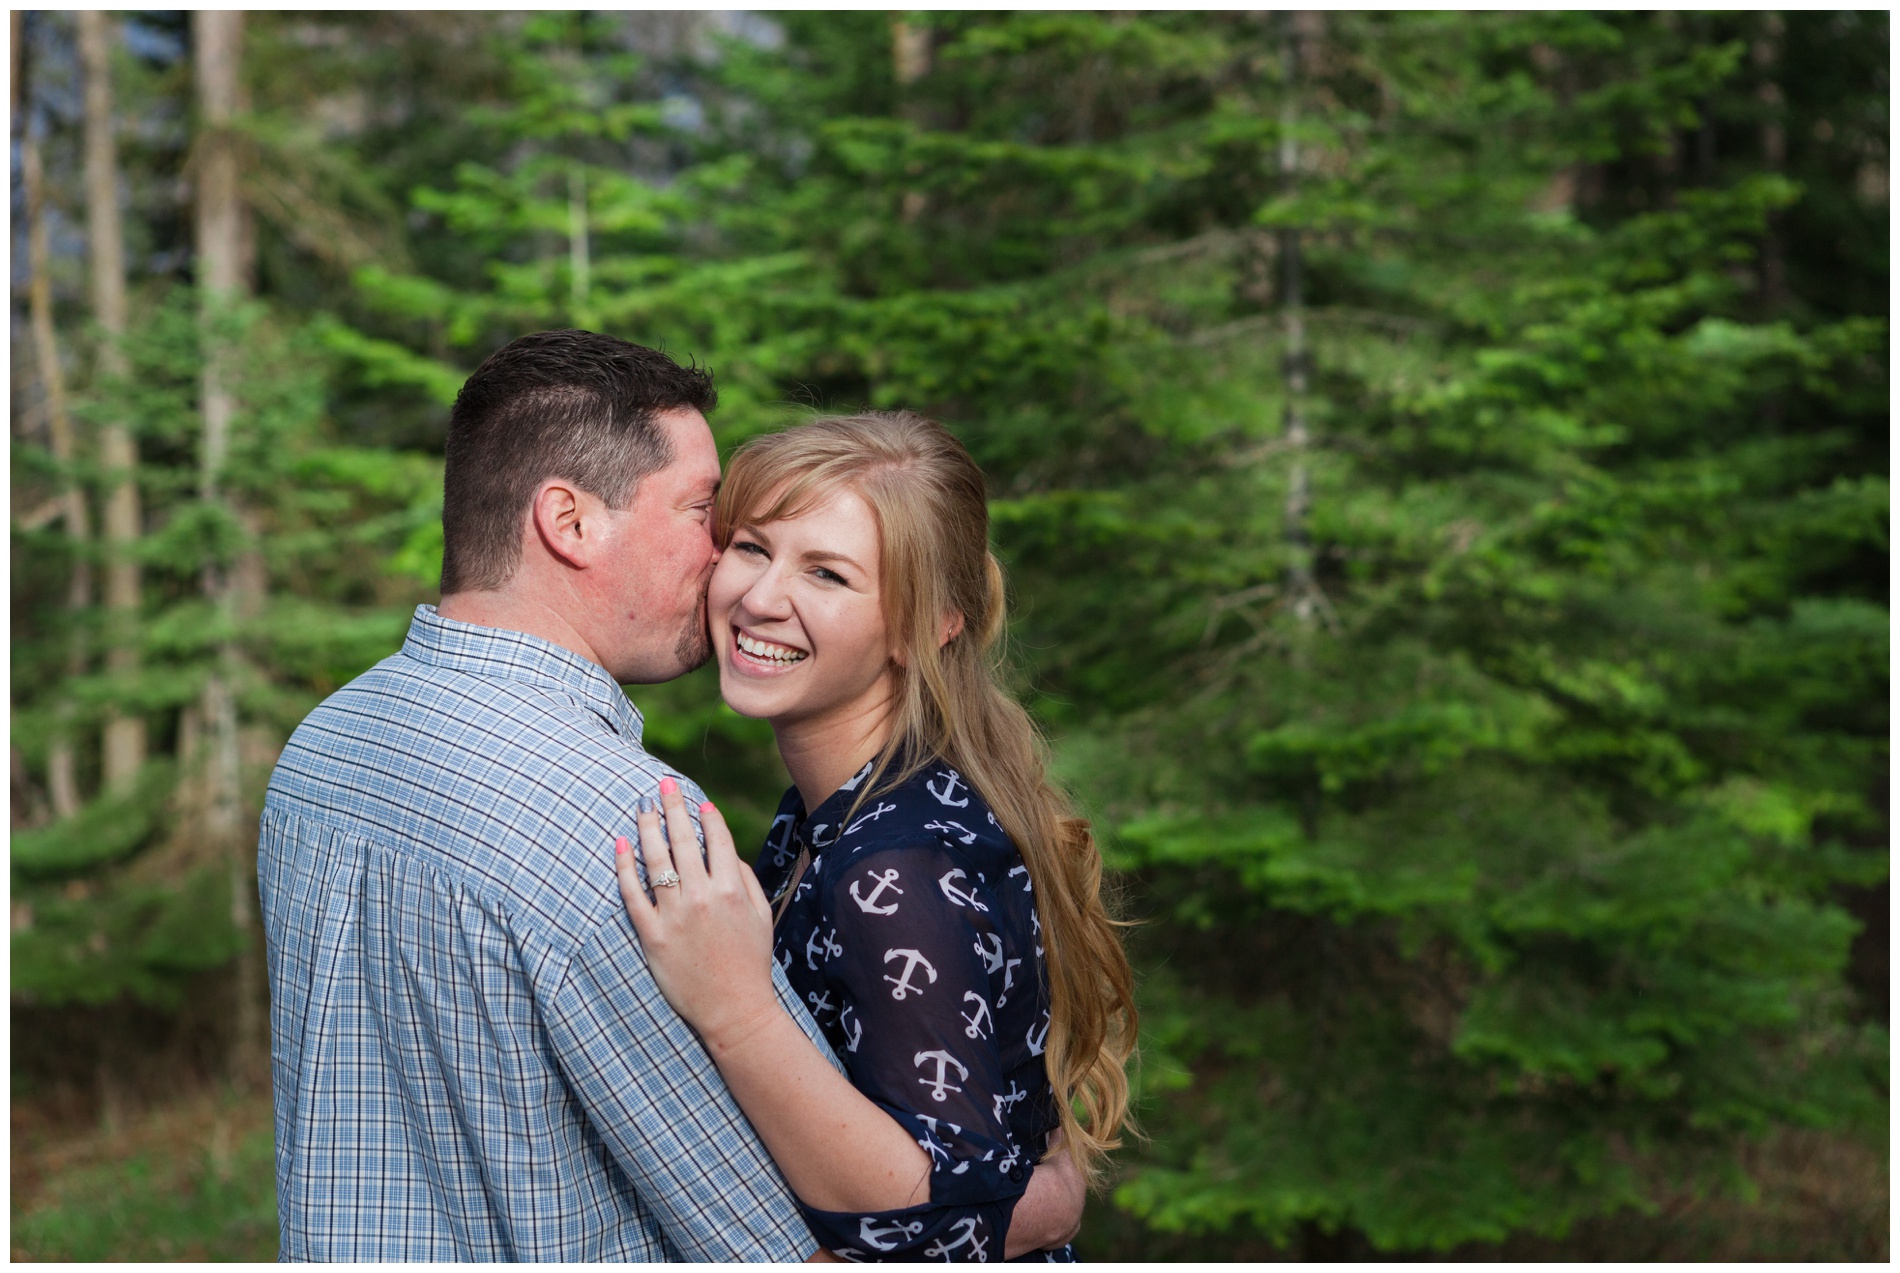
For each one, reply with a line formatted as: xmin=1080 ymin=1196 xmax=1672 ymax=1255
xmin=440 ymin=330 xmax=723 ymax=684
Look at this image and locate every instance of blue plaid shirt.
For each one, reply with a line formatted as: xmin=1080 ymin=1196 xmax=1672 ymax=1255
xmin=259 ymin=605 xmax=831 ymax=1261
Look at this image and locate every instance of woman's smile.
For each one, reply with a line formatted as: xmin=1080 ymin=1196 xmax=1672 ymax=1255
xmin=730 ymin=626 xmax=809 ymax=674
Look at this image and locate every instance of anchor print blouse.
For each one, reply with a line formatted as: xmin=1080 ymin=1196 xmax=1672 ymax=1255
xmin=753 ymin=757 xmax=1075 ymax=1263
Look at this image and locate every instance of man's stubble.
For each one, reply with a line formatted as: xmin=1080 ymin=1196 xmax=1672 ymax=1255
xmin=674 ymin=586 xmax=713 ymax=673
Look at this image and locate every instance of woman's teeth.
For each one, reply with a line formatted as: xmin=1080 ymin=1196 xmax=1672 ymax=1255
xmin=735 ymin=632 xmax=808 ymax=664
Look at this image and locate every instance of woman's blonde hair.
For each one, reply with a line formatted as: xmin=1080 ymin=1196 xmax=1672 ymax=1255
xmin=715 ymin=410 xmax=1138 ymax=1182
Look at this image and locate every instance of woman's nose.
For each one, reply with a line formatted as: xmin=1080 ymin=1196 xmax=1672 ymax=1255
xmin=740 ymin=566 xmax=794 ymax=620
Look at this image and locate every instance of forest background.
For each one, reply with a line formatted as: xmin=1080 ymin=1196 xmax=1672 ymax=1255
xmin=8 ymin=10 xmax=1888 ymax=1261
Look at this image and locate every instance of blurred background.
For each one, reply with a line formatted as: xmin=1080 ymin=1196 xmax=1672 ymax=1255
xmin=9 ymin=10 xmax=1888 ymax=1261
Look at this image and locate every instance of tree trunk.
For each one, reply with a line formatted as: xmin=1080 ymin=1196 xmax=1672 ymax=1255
xmin=892 ymin=18 xmax=932 ymax=222
xmin=23 ymin=45 xmax=95 ymax=821
xmin=567 ymin=163 xmax=591 ymax=326
xmin=892 ymin=19 xmax=931 ymax=88
xmin=1754 ymin=13 xmax=1788 ymax=305
xmin=193 ymin=8 xmax=265 ymax=1091
xmin=80 ymin=10 xmax=147 ymax=795
xmin=1277 ymin=12 xmax=1331 ymax=630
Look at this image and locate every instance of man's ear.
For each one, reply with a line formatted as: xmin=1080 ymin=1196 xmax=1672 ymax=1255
xmin=530 ymin=480 xmax=592 ymax=570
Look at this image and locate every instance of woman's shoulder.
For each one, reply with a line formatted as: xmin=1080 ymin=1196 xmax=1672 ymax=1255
xmin=820 ymin=759 xmax=1013 ymax=864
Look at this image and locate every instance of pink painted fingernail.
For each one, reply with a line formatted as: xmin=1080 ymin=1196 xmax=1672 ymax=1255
xmin=658 ymin=776 xmax=678 ymax=797
xmin=700 ymin=801 xmax=716 ymax=815
xmin=615 ymin=836 xmax=630 ymax=857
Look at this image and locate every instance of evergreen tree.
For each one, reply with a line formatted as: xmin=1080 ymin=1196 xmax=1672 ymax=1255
xmin=11 ymin=10 xmax=1884 ymax=1257
xmin=324 ymin=11 xmax=1884 ymax=1251
xmin=11 ymin=12 xmax=439 ymax=1099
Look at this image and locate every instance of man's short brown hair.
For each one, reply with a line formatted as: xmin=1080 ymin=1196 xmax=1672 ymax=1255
xmin=440 ymin=330 xmax=717 ymax=594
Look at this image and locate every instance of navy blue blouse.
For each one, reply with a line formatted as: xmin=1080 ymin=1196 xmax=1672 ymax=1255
xmin=754 ymin=757 xmax=1075 ymax=1263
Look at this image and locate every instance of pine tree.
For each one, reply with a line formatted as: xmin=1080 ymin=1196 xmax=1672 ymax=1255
xmin=10 ymin=11 xmax=1883 ymax=1256
xmin=11 ymin=12 xmax=443 ymax=1110
xmin=323 ymin=12 xmax=1884 ymax=1251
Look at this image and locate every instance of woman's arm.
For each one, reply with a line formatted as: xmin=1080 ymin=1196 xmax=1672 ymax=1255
xmin=1005 ymin=1134 xmax=1086 ymax=1257
xmin=669 ymin=977 xmax=933 ymax=1214
xmin=617 ymin=780 xmax=930 ymax=1214
xmin=621 ymin=780 xmax=1086 ymax=1254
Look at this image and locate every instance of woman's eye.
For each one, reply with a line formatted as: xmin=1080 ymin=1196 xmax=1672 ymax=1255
xmin=734 ymin=540 xmax=767 ymax=557
xmin=815 ymin=567 xmax=847 ymax=585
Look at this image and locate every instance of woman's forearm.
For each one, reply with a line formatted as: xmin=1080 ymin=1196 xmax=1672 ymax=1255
xmin=700 ymin=999 xmax=932 ymax=1214
xmin=617 ymin=799 xmax=929 ymax=1214
xmin=1003 ymin=1138 xmax=1085 ymax=1257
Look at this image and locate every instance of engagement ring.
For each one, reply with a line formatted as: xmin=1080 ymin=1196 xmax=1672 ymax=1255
xmin=651 ymin=870 xmax=681 ymax=889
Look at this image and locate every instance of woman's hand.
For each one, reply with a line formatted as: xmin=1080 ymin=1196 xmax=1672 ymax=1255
xmin=616 ymin=778 xmax=781 ymax=1050
xmin=1004 ymin=1131 xmax=1086 ymax=1257
xmin=616 ymin=780 xmax=933 ymax=1216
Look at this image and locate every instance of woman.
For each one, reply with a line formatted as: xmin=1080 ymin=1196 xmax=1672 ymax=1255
xmin=615 ymin=412 xmax=1137 ymax=1261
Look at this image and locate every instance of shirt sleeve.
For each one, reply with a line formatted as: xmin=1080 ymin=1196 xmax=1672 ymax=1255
xmin=544 ymin=898 xmax=836 ymax=1261
xmin=800 ymin=841 xmax=1032 ymax=1262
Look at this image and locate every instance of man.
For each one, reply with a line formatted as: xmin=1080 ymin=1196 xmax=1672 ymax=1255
xmin=259 ymin=331 xmax=822 ymax=1260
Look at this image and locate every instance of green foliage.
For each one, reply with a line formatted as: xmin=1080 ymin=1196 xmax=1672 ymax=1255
xmin=12 ymin=285 xmax=437 ymax=1010
xmin=11 ymin=8 xmax=1885 ymax=1259
xmin=302 ymin=9 xmax=1888 ymax=1252
xmin=11 ymin=862 xmax=241 ymax=1011
xmin=12 ymin=761 xmax=178 ymax=881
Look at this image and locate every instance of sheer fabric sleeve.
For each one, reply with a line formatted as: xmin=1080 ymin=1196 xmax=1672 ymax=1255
xmin=799 ymin=841 xmax=1030 ymax=1262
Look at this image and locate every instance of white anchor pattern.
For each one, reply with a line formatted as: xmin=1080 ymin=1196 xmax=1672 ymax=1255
xmin=755 ymin=759 xmax=1075 ymax=1262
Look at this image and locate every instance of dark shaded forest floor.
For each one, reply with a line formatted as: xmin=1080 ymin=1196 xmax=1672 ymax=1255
xmin=10 ymin=1081 xmax=1886 ymax=1262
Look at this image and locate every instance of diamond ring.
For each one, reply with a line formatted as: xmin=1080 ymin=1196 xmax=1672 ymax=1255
xmin=651 ymin=870 xmax=681 ymax=889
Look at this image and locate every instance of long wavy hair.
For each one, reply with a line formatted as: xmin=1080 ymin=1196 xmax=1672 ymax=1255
xmin=714 ymin=410 xmax=1138 ymax=1182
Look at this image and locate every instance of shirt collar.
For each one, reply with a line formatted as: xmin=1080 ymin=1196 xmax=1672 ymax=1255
xmin=399 ymin=604 xmax=645 ymax=742
xmin=791 ymin=751 xmax=951 ymax=851
xmin=798 ymin=759 xmax=879 ymax=830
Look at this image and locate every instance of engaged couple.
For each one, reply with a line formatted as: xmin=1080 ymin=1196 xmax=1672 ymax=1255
xmin=259 ymin=330 xmax=1137 ymax=1261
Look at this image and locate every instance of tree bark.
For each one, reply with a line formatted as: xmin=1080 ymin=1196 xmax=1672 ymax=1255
xmin=892 ymin=18 xmax=932 ymax=89
xmin=80 ymin=10 xmax=147 ymax=795
xmin=193 ymin=8 xmax=265 ymax=1090
xmin=892 ymin=18 xmax=932 ymax=222
xmin=1277 ymin=12 xmax=1331 ymax=630
xmin=1754 ymin=13 xmax=1788 ymax=305
xmin=567 ymin=163 xmax=591 ymax=326
xmin=23 ymin=41 xmax=95 ymax=820
xmin=74 ymin=15 xmax=139 ymax=1132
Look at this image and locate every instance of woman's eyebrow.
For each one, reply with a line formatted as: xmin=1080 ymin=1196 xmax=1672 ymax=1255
xmin=800 ymin=549 xmax=863 ymax=570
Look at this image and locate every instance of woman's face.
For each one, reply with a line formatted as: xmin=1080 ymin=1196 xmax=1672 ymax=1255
xmin=708 ymin=487 xmax=897 ymax=729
